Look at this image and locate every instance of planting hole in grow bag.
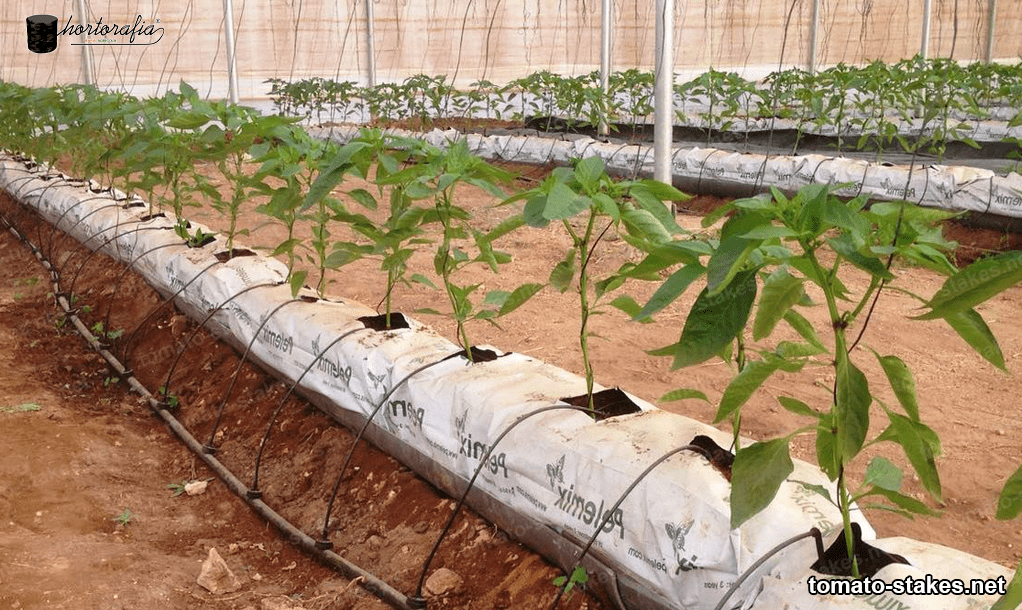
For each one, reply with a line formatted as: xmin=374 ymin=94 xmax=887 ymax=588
xmin=561 ymin=387 xmax=642 ymax=421
xmin=455 ymin=346 xmax=502 ymax=363
xmin=214 ymin=248 xmax=257 ymax=262
xmin=121 ymin=201 xmax=147 ymax=209
xmin=811 ymin=522 xmax=910 ymax=578
xmin=138 ymin=212 xmax=167 ymax=222
xmin=689 ymin=434 xmax=734 ymax=481
xmin=358 ymin=312 xmax=411 ymax=331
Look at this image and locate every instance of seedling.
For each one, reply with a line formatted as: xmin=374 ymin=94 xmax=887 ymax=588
xmin=113 ymin=508 xmax=134 ymax=526
xmin=553 ymin=565 xmax=588 ymax=599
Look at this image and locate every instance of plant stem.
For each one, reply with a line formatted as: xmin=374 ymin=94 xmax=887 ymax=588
xmin=577 ymin=211 xmax=599 ymax=414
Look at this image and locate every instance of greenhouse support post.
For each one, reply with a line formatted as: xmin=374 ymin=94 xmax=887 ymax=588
xmin=599 ymin=0 xmax=612 ymax=137
xmin=223 ymin=0 xmax=240 ymax=103
xmin=808 ymin=0 xmax=820 ymax=73
xmin=365 ymin=0 xmax=377 ymax=87
xmin=653 ymin=0 xmax=673 ymax=196
xmin=921 ymin=0 xmax=932 ymax=59
xmin=985 ymin=0 xmax=996 ymax=62
xmin=76 ymin=0 xmax=94 ymax=85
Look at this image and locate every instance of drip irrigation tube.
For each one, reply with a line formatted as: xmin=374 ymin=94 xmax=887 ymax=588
xmin=102 ymin=241 xmax=192 ymax=335
xmin=66 ymin=222 xmax=176 ymax=301
xmin=548 ymin=443 xmax=713 ymax=610
xmin=158 ymin=281 xmax=280 ymax=401
xmin=121 ymin=259 xmax=221 ymax=368
xmin=0 ymin=207 xmax=423 ymax=610
xmin=203 ymin=297 xmax=305 ymax=455
xmin=711 ymin=529 xmax=824 ymax=610
xmin=249 ymin=324 xmax=374 ymax=496
xmin=318 ymin=349 xmax=468 ymax=545
xmin=413 ymin=403 xmax=617 ymax=603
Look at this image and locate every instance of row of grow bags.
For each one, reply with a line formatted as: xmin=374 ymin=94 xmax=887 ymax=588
xmin=0 ymin=154 xmax=1011 ymax=610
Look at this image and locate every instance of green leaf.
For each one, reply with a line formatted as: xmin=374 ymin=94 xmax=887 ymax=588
xmin=714 ymin=357 xmax=782 ymax=423
xmin=777 ymin=396 xmax=819 ymax=419
xmin=497 ymin=283 xmax=543 ymax=317
xmin=660 ymin=388 xmax=709 ymax=403
xmin=915 ymin=251 xmax=1022 ymax=320
xmin=608 ymin=295 xmax=651 ymax=323
xmin=827 ymin=234 xmax=895 ymax=281
xmin=621 ymin=208 xmax=671 ymax=243
xmin=869 ymin=350 xmax=920 ymax=421
xmin=706 ymin=236 xmax=756 ymax=296
xmin=544 ymin=181 xmax=591 ymax=220
xmin=794 ymin=480 xmax=834 ymax=505
xmin=740 ymin=225 xmax=798 ymax=240
xmin=637 ymin=263 xmax=705 ymax=319
xmin=885 ymin=410 xmax=942 ymax=501
xmin=549 ymin=249 xmax=576 ymax=293
xmin=990 ymin=558 xmax=1022 ymax=610
xmin=783 ymin=310 xmax=826 ymax=351
xmin=866 ymin=487 xmax=940 ymax=517
xmin=730 ymin=438 xmax=794 ymax=528
xmin=822 ymin=197 xmax=870 ymax=240
xmin=573 ymin=156 xmax=604 ymax=189
xmin=659 ymin=270 xmax=757 ymax=369
xmin=865 ymin=456 xmax=903 ymax=492
xmin=816 ymin=412 xmax=840 ymax=480
xmin=410 ymin=273 xmax=438 ymax=289
xmin=288 ymin=270 xmax=308 ymax=298
xmin=996 ymin=462 xmax=1022 ymax=520
xmin=835 ymin=356 xmax=871 ymax=461
xmin=753 ymin=267 xmax=804 ymax=340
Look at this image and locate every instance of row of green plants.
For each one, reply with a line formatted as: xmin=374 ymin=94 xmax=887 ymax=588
xmin=268 ymin=56 xmax=1022 ymax=163
xmin=1 ymin=80 xmax=1020 ymax=604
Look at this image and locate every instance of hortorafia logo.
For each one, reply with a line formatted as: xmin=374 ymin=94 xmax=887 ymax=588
xmin=26 ymin=12 xmax=164 ymax=54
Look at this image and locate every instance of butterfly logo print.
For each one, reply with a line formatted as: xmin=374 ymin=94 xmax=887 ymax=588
xmin=665 ymin=520 xmax=698 ymax=573
xmin=546 ymin=455 xmax=565 ymax=489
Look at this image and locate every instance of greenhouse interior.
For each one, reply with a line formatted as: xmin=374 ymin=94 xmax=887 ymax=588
xmin=1 ymin=1 xmax=1021 ymax=609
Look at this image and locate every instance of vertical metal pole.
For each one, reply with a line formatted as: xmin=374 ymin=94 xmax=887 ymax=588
xmin=808 ymin=0 xmax=820 ymax=73
xmin=653 ymin=0 xmax=673 ymax=189
xmin=365 ymin=0 xmax=377 ymax=87
xmin=76 ymin=0 xmax=94 ymax=85
xmin=223 ymin=0 xmax=240 ymax=103
xmin=985 ymin=0 xmax=996 ymax=62
xmin=921 ymin=0 xmax=932 ymax=59
xmin=599 ymin=0 xmax=612 ymax=136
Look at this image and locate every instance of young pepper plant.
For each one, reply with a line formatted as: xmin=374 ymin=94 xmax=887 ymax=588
xmin=380 ymin=139 xmax=543 ymax=361
xmin=504 ymin=156 xmax=690 ymax=412
xmin=646 ymin=183 xmax=1018 ymax=577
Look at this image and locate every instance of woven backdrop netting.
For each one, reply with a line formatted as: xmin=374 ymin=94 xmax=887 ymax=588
xmin=2 ymin=0 xmax=1021 ymax=98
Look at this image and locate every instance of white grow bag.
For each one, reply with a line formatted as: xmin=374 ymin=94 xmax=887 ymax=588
xmin=311 ymin=125 xmax=1022 ymax=220
xmin=0 ymin=155 xmax=1008 ymax=610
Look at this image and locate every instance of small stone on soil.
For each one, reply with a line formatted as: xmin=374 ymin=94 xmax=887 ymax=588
xmin=424 ymin=568 xmax=463 ymax=597
xmin=185 ymin=480 xmax=208 ymax=496
xmin=196 ymin=547 xmax=241 ymax=594
xmin=260 ymin=596 xmax=305 ymax=610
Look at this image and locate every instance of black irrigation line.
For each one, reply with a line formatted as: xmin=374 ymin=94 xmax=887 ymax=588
xmin=120 ymin=259 xmax=222 ymax=370
xmin=158 ymin=281 xmax=281 ymax=405
xmin=710 ymin=528 xmax=825 ymax=610
xmin=102 ymin=241 xmax=189 ymax=335
xmin=548 ymin=443 xmax=714 ymax=610
xmin=412 ymin=403 xmax=613 ymax=605
xmin=316 ymin=349 xmax=468 ymax=549
xmin=52 ymin=202 xmax=141 ymax=277
xmin=202 ymin=297 xmax=305 ymax=455
xmin=45 ymin=193 xmax=143 ymax=261
xmin=0 ymin=205 xmax=422 ymax=610
xmin=66 ymin=221 xmax=175 ymax=303
xmin=249 ymin=324 xmax=374 ymax=497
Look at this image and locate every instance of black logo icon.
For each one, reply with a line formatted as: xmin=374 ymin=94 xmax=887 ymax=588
xmin=26 ymin=15 xmax=58 ymax=54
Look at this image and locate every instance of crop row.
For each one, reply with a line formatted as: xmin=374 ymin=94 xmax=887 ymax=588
xmin=268 ymin=57 xmax=1022 ymax=163
xmin=1 ymin=80 xmax=1021 ymax=596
